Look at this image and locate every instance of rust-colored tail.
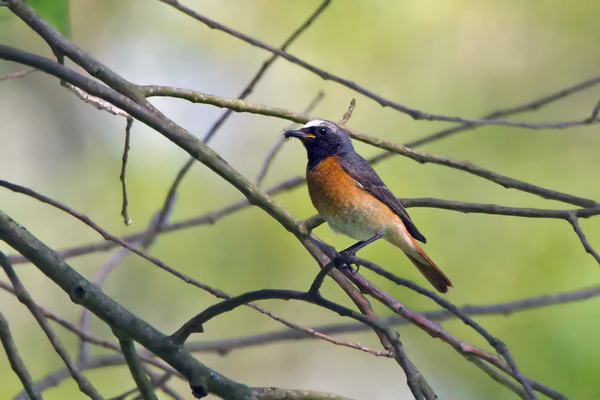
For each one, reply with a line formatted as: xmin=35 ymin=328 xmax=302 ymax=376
xmin=405 ymin=239 xmax=452 ymax=293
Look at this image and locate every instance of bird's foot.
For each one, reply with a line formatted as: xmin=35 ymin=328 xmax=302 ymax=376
xmin=334 ymin=233 xmax=383 ymax=273
xmin=333 ymin=251 xmax=360 ymax=274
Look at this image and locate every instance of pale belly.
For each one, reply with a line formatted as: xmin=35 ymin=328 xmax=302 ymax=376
xmin=322 ymin=195 xmax=396 ymax=241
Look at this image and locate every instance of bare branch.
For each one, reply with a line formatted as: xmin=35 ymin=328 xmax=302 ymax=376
xmin=171 ymin=287 xmax=435 ymax=399
xmin=401 ymin=198 xmax=600 ymax=219
xmin=0 ymin=178 xmax=234 ymax=295
xmin=353 ymin=257 xmax=538 ymax=399
xmin=1 ymin=44 xmax=596 ymax=217
xmin=159 ymin=0 xmax=600 ymax=130
xmin=339 ymin=98 xmax=356 ymax=125
xmin=0 ymin=180 xmax=387 ymax=360
xmin=65 ymin=83 xmax=130 ymax=117
xmin=182 ymin=283 xmax=600 ymax=355
xmin=110 ymin=371 xmax=179 ymax=400
xmin=0 ymin=251 xmax=103 ymax=400
xmin=116 ymin=335 xmax=159 ymax=400
xmin=171 ymin=289 xmax=386 ymax=344
xmin=0 ymin=281 xmax=176 ymax=374
xmin=120 ymin=117 xmax=134 ymax=225
xmin=0 ymin=209 xmax=261 ymax=398
xmin=0 ymin=311 xmax=42 ymax=400
xmin=466 ymin=356 xmax=529 ymax=400
xmin=0 ymin=67 xmax=36 ymax=81
xmin=567 ymin=215 xmax=600 ymax=264
xmin=202 ymin=0 xmax=331 ymax=143
xmin=349 ymin=133 xmax=598 ymax=208
xmin=13 ymin=353 xmax=178 ymax=400
xmin=141 ymin=84 xmax=310 ymax=123
xmin=252 ymin=388 xmax=354 ymax=400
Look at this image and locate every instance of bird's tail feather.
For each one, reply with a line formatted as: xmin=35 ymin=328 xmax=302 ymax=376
xmin=405 ymin=239 xmax=452 ymax=293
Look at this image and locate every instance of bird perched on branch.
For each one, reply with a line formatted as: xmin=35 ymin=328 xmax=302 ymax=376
xmin=285 ymin=119 xmax=452 ymax=293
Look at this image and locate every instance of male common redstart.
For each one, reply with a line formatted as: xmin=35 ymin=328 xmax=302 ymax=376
xmin=285 ymin=119 xmax=452 ymax=293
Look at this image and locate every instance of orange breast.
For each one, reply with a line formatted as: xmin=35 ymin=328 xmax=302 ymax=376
xmin=307 ymin=156 xmax=401 ymax=241
xmin=307 ymin=156 xmax=359 ymax=216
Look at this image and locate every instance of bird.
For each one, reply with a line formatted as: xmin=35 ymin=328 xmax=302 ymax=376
xmin=284 ymin=119 xmax=452 ymax=293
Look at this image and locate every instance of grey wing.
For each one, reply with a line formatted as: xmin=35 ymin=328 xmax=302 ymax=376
xmin=340 ymin=153 xmax=427 ymax=243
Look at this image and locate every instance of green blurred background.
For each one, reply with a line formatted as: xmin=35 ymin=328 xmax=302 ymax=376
xmin=1 ymin=0 xmax=600 ymax=398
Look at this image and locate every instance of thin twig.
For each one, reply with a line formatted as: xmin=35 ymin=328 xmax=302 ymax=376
xmin=466 ymin=356 xmax=529 ymax=400
xmin=170 ymin=287 xmax=433 ymax=399
xmin=149 ymin=0 xmax=332 ymax=221
xmin=0 ymin=281 xmax=174 ymax=373
xmin=116 ymin=335 xmax=159 ymax=400
xmin=79 ymin=246 xmax=135 ymax=361
xmin=0 ymin=179 xmax=230 ymax=295
xmin=202 ymin=0 xmax=331 ymax=143
xmin=396 ymin=74 xmax=600 ymax=150
xmin=0 ymin=311 xmax=43 ymax=400
xmin=111 ymin=371 xmax=177 ymax=400
xmin=13 ymin=353 xmax=178 ymax=400
xmin=180 ymin=283 xmax=600 ymax=354
xmin=159 ymin=0 xmax=600 ymax=130
xmin=140 ymin=370 xmax=181 ymax=400
xmin=65 ymin=82 xmax=130 ymax=117
xmin=0 ymin=180 xmax=386 ymax=359
xmin=0 ymin=67 xmax=36 ymax=81
xmin=11 ymin=192 xmax=598 ymax=267
xmin=0 ymin=251 xmax=104 ymax=400
xmin=339 ymin=98 xmax=356 ymax=125
xmin=120 ymin=117 xmax=134 ymax=225
xmin=567 ymin=215 xmax=600 ymax=263
xmin=349 ymin=131 xmax=599 ymax=209
xmin=1 ymin=44 xmax=596 ymax=221
xmin=354 ymin=257 xmax=538 ymax=399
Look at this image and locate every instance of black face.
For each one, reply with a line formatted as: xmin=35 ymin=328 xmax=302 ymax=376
xmin=285 ymin=120 xmax=355 ymax=169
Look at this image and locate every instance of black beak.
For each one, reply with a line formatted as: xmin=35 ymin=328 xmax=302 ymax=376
xmin=284 ymin=128 xmax=314 ymax=140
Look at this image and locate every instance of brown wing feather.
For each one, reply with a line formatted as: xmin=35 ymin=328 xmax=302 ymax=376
xmin=339 ymin=153 xmax=427 ymax=243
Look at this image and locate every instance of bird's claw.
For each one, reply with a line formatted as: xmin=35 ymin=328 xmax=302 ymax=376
xmin=333 ymin=252 xmax=360 ymax=274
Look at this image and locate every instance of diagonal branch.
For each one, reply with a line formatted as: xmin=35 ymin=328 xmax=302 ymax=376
xmin=0 ymin=311 xmax=43 ymax=400
xmin=0 ymin=67 xmax=36 ymax=81
xmin=171 ymin=287 xmax=435 ymax=399
xmin=182 ymin=283 xmax=600 ymax=354
xmin=567 ymin=215 xmax=600 ymax=264
xmin=1 ymin=43 xmax=596 ymax=216
xmin=120 ymin=117 xmax=134 ymax=225
xmin=0 ymin=251 xmax=103 ymax=400
xmin=0 ymin=209 xmax=263 ymax=398
xmin=0 ymin=180 xmax=382 ymax=360
xmin=348 ymin=131 xmax=598 ymax=208
xmin=353 ymin=257 xmax=539 ymax=399
xmin=116 ymin=334 xmax=159 ymax=400
xmin=202 ymin=0 xmax=331 ymax=143
xmin=158 ymin=0 xmax=600 ymax=129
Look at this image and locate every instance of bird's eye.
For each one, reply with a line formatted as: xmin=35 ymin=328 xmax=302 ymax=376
xmin=319 ymin=127 xmax=327 ymax=135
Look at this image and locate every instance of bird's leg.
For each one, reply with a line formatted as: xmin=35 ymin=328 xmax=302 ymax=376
xmin=335 ymin=232 xmax=384 ymax=271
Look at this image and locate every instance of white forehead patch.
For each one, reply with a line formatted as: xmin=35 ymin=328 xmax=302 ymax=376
xmin=302 ymin=119 xmax=327 ymax=129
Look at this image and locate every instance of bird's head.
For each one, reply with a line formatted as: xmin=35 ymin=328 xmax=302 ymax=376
xmin=284 ymin=120 xmax=355 ymax=166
